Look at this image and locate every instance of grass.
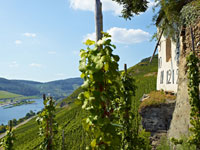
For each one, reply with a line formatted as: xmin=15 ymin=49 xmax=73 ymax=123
xmin=139 ymin=91 xmax=176 ymax=111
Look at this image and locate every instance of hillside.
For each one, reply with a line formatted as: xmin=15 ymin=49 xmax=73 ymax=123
xmin=0 ymin=90 xmax=21 ymax=99
xmin=0 ymin=77 xmax=83 ymax=99
xmin=12 ymin=55 xmax=158 ymax=149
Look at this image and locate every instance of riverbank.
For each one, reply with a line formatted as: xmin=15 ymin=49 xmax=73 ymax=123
xmin=3 ymin=100 xmax=35 ymax=109
xmin=0 ymin=96 xmax=39 ymax=107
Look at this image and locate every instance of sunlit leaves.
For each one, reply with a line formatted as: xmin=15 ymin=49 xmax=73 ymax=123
xmin=78 ymin=33 xmax=151 ymax=149
xmin=84 ymin=39 xmax=95 ymax=46
xmin=78 ymin=33 xmax=121 ymax=149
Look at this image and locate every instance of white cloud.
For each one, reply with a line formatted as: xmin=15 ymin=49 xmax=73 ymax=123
xmin=15 ymin=40 xmax=22 ymax=45
xmin=83 ymin=32 xmax=96 ymax=42
xmin=83 ymin=27 xmax=151 ymax=44
xmin=29 ymin=63 xmax=42 ymax=68
xmin=108 ymin=27 xmax=151 ymax=44
xmin=70 ymin=0 xmax=157 ymax=15
xmin=69 ymin=0 xmax=122 ymax=15
xmin=9 ymin=61 xmax=19 ymax=68
xmin=48 ymin=51 xmax=57 ymax=55
xmin=23 ymin=32 xmax=37 ymax=38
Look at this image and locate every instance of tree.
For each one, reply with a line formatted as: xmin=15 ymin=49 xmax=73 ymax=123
xmin=112 ymin=0 xmax=148 ymax=19
xmin=153 ymin=0 xmax=200 ymax=40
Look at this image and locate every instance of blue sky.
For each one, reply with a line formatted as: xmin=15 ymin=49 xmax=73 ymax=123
xmin=0 ymin=0 xmax=157 ymax=82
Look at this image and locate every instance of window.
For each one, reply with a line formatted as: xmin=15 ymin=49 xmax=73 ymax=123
xmin=160 ymin=71 xmax=164 ymax=84
xmin=166 ymin=37 xmax=171 ymax=62
xmin=166 ymin=70 xmax=171 ymax=84
xmin=159 ymin=57 xmax=162 ymax=68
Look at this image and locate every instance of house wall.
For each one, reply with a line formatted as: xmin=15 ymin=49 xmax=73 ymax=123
xmin=156 ymin=35 xmax=179 ymax=92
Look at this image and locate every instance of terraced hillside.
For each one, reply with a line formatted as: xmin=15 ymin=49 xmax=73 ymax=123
xmin=12 ymin=55 xmax=158 ymax=149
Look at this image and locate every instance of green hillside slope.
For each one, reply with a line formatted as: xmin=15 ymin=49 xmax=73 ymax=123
xmin=0 ymin=77 xmax=83 ymax=99
xmin=0 ymin=90 xmax=21 ymax=99
xmin=12 ymin=55 xmax=158 ymax=149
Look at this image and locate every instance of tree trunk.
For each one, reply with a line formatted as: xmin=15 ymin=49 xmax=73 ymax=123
xmin=95 ymin=0 xmax=103 ymax=42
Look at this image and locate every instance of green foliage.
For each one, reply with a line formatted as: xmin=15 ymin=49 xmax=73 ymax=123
xmin=156 ymin=136 xmax=171 ymax=150
xmin=112 ymin=0 xmax=148 ymax=19
xmin=79 ymin=34 xmax=122 ymax=149
xmin=119 ymin=71 xmax=137 ymax=149
xmin=154 ymin=0 xmax=200 ymax=41
xmin=0 ymin=77 xmax=82 ymax=98
xmin=12 ymin=105 xmax=89 ymax=150
xmin=36 ymin=96 xmax=58 ymax=150
xmin=186 ymin=52 xmax=200 ymax=148
xmin=0 ymin=121 xmax=15 ymax=150
xmin=180 ymin=0 xmax=200 ymax=26
xmin=170 ymin=52 xmax=200 ymax=149
xmin=158 ymin=136 xmax=196 ymax=150
xmin=11 ymin=55 xmax=158 ymax=150
xmin=0 ymin=125 xmax=6 ymax=133
xmin=119 ymin=71 xmax=151 ymax=150
xmin=0 ymin=91 xmax=21 ymax=99
xmin=79 ymin=34 xmax=152 ymax=149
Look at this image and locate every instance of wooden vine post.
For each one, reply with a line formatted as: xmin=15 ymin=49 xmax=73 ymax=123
xmin=95 ymin=0 xmax=103 ymax=42
xmin=190 ymin=27 xmax=195 ymax=53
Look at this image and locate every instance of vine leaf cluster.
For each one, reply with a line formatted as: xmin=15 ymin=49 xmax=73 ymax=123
xmin=187 ymin=52 xmax=200 ymax=149
xmin=36 ymin=95 xmax=58 ymax=150
xmin=78 ymin=33 xmax=151 ymax=150
xmin=78 ymin=33 xmax=121 ymax=150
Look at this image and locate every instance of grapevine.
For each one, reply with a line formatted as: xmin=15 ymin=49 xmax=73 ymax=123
xmin=78 ymin=33 xmax=121 ymax=149
xmin=36 ymin=95 xmax=58 ymax=150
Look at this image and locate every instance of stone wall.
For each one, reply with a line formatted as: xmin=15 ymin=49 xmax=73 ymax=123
xmin=140 ymin=100 xmax=176 ymax=132
xmin=140 ymin=99 xmax=176 ymax=149
xmin=168 ymin=18 xmax=200 ymax=139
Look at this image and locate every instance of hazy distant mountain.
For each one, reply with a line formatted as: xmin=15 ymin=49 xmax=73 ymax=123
xmin=0 ymin=77 xmax=83 ymax=99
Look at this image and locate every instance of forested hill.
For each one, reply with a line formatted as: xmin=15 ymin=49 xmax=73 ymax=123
xmin=0 ymin=77 xmax=83 ymax=99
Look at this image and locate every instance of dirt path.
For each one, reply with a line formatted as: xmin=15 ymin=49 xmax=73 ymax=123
xmin=0 ymin=116 xmax=35 ymax=139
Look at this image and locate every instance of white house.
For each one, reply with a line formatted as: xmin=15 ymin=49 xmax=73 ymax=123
xmin=156 ymin=34 xmax=180 ymax=93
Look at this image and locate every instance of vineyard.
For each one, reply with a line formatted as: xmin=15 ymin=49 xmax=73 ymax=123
xmin=9 ymin=55 xmax=157 ymax=149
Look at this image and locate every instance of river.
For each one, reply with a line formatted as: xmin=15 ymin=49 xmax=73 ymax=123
xmin=0 ymin=99 xmax=44 ymax=125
